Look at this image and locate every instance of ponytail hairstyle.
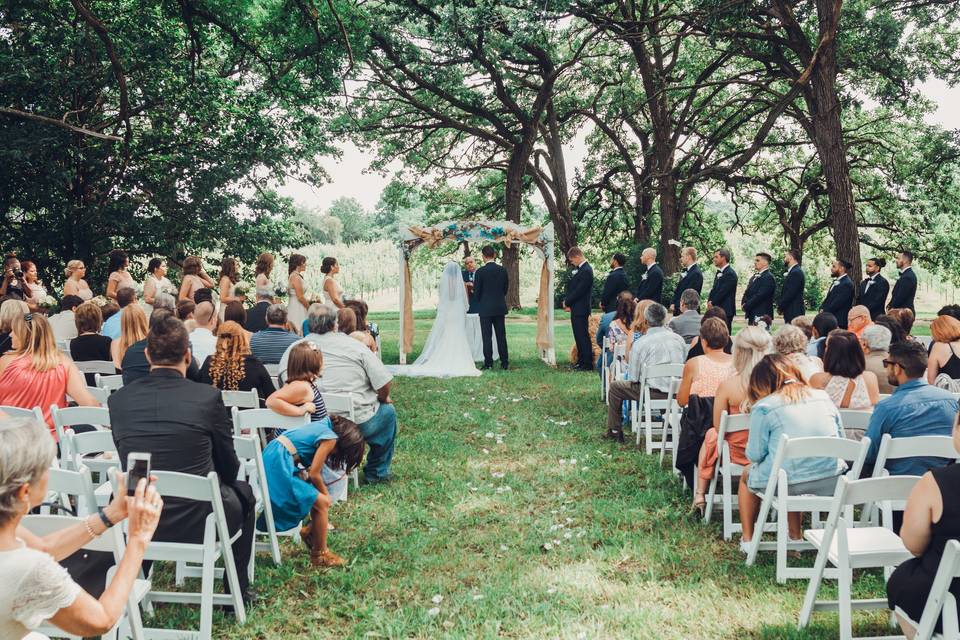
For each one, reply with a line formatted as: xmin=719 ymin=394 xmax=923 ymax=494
xmin=11 ymin=312 xmax=60 ymax=372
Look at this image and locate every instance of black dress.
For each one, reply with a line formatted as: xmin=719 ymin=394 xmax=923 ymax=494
xmin=70 ymin=332 xmax=116 ymax=385
xmin=198 ymin=354 xmax=275 ymax=407
xmin=938 ymin=344 xmax=960 ymax=380
xmin=887 ymin=464 xmax=960 ymax=632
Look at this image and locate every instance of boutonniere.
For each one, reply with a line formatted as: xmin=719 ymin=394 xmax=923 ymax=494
xmin=641 ymin=273 xmax=648 ymax=281
xmin=571 ymin=269 xmax=579 ymax=275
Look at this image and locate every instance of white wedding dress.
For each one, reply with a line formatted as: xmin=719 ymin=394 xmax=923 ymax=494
xmin=389 ymin=262 xmax=481 ymax=378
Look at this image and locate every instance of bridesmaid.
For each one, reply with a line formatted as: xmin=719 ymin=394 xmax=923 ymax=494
xmin=255 ymin=252 xmax=275 ymax=299
xmin=178 ymin=255 xmax=214 ymax=302
xmin=218 ymin=257 xmax=244 ymax=321
xmin=320 ymin=257 xmax=345 ymax=309
xmin=287 ymin=254 xmax=310 ymax=336
xmin=62 ymin=260 xmax=93 ymax=301
xmin=105 ymin=249 xmax=135 ymax=301
xmin=143 ymin=258 xmax=174 ymax=315
xmin=20 ymin=261 xmax=46 ymax=313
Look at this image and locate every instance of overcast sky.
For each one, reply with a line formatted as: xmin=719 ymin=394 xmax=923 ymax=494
xmin=279 ymin=80 xmax=960 ymax=213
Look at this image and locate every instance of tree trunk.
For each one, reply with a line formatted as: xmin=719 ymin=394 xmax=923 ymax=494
xmin=633 ymin=179 xmax=653 ymax=243
xmin=503 ymin=147 xmax=527 ymax=309
xmin=657 ymin=172 xmax=681 ymax=275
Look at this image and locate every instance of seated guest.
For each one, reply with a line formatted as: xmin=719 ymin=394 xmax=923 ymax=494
xmin=250 ymin=304 xmax=301 ymax=365
xmin=624 ymin=298 xmax=654 ymax=359
xmin=773 ymin=324 xmax=822 ymax=382
xmin=245 ymin=290 xmax=273 ymax=333
xmin=938 ymin=304 xmax=960 ymax=321
xmin=887 ymin=411 xmax=960 ymax=637
xmin=847 ymin=304 xmax=872 ymax=338
xmin=927 ymin=315 xmax=960 ymax=387
xmin=199 ymin=321 xmax=275 ymax=405
xmin=864 ymin=340 xmax=958 ymax=476
xmin=669 ymin=289 xmax=702 ymax=344
xmin=0 ymin=313 xmax=98 ymax=439
xmin=0 ymin=299 xmax=29 ymax=355
xmin=223 ymin=301 xmax=251 ymax=341
xmin=338 ymin=307 xmax=376 ymax=352
xmin=739 ymin=354 xmax=845 ymax=548
xmin=345 ymin=299 xmax=378 ymax=343
xmin=861 ymin=323 xmax=895 ymax=394
xmin=888 ymin=307 xmax=917 ymax=341
xmin=110 ymin=303 xmax=147 ymax=370
xmin=677 ymin=318 xmax=736 ymax=407
xmin=188 ymin=301 xmax=218 ymax=367
xmin=48 ymin=295 xmax=83 ymax=342
xmin=280 ymin=304 xmax=397 ymax=483
xmin=101 ymin=287 xmax=136 ymax=341
xmin=686 ymin=307 xmax=733 ymax=361
xmin=0 ymin=416 xmax=163 ymax=639
xmin=806 ymin=312 xmax=838 ymax=359
xmin=152 ymin=292 xmax=176 ymax=314
xmin=605 ymin=303 xmax=686 ymax=442
xmin=70 ymin=301 xmax=115 ymax=384
xmin=263 ymin=342 xmax=365 ymax=567
xmin=121 ymin=309 xmax=201 ymax=385
xmin=809 ymin=330 xmax=880 ymax=422
xmin=596 ymin=291 xmax=634 ymax=371
xmin=791 ymin=315 xmax=814 ymax=341
xmin=193 ymin=287 xmax=214 ymax=306
xmin=694 ymin=326 xmax=772 ymax=508
xmin=875 ymin=313 xmax=908 ymax=346
xmin=108 ymin=314 xmax=257 ymax=604
xmin=176 ymin=299 xmax=197 ymax=332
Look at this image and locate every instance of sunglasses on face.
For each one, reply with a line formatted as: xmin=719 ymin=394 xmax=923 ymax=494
xmin=882 ymin=359 xmax=901 ymax=368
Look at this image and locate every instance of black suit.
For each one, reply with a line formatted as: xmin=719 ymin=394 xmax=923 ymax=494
xmin=889 ymin=267 xmax=917 ymax=313
xmin=564 ymin=262 xmax=595 ymax=370
xmin=462 ymin=269 xmax=478 ymax=314
xmin=108 ymin=369 xmax=256 ymax=597
xmin=244 ymin=300 xmax=270 ymax=333
xmin=473 ymin=261 xmax=509 ymax=368
xmin=600 ymin=267 xmax=630 ymax=313
xmin=672 ymin=264 xmax=704 ymax=315
xmin=821 ymin=275 xmax=855 ymax=329
xmin=635 ymin=263 xmax=664 ymax=304
xmin=708 ymin=265 xmax=738 ymax=329
xmin=778 ymin=265 xmax=806 ymax=323
xmin=741 ymin=270 xmax=776 ymax=325
xmin=859 ymin=274 xmax=890 ymax=320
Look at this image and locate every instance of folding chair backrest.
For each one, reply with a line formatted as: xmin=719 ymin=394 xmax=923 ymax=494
xmin=46 ymin=464 xmax=99 ymax=516
xmin=95 ymin=373 xmax=124 ymax=392
xmin=232 ymin=436 xmax=265 ymax=494
xmin=838 ymin=409 xmax=872 ymax=432
xmin=914 ymin=539 xmax=960 ymax=640
xmin=150 ymin=470 xmax=217 ymax=502
xmin=22 ymin=513 xmax=124 ymax=556
xmin=873 ymin=434 xmax=957 ymax=477
xmin=54 ymin=406 xmax=111 ymax=430
xmin=74 ymin=360 xmax=117 ymax=375
xmin=84 ymin=385 xmax=111 ymax=406
xmin=322 ymin=392 xmax=356 ymax=421
xmin=57 ymin=339 xmax=72 ymax=355
xmin=66 ymin=429 xmax=118 ymax=457
xmin=222 ymin=389 xmax=260 ymax=409
xmin=641 ymin=362 xmax=684 ymax=382
xmin=0 ymin=405 xmax=44 ymax=422
xmin=834 ymin=474 xmax=921 ymax=511
xmin=765 ymin=435 xmax=870 ymax=495
xmin=717 ymin=411 xmax=751 ymax=439
xmin=231 ymin=406 xmax=310 ymax=436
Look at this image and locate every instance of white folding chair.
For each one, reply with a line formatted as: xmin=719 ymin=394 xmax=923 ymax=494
xmin=233 ymin=435 xmax=283 ymax=572
xmin=321 ymin=392 xmax=361 ymax=490
xmin=633 ymin=363 xmax=684 ymax=452
xmin=870 ymin=433 xmax=957 ymax=524
xmin=0 ymin=405 xmax=45 ymax=422
xmin=95 ymin=373 xmax=125 ymax=392
xmin=74 ymin=360 xmax=117 ymax=376
xmin=85 ymin=385 xmax=111 ymax=407
xmin=126 ymin=471 xmax=247 ymax=640
xmin=221 ymin=389 xmax=260 ymax=410
xmin=57 ymin=338 xmax=72 ymax=355
xmin=24 ymin=513 xmax=149 ymax=640
xmin=745 ymin=435 xmax=871 ymax=583
xmin=704 ymin=411 xmax=752 ymax=540
xmin=52 ymin=405 xmax=111 ymax=467
xmin=43 ymin=464 xmax=99 ymax=517
xmin=838 ymin=409 xmax=872 ymax=440
xmin=896 ymin=539 xmax=960 ymax=640
xmin=375 ymin=333 xmax=382 ymax=360
xmin=798 ymin=475 xmax=920 ymax=640
xmin=230 ymin=406 xmax=309 ymax=438
xmin=600 ymin=336 xmax=611 ymax=401
xmin=63 ymin=429 xmax=120 ymax=496
xmin=658 ymin=377 xmax=682 ymax=466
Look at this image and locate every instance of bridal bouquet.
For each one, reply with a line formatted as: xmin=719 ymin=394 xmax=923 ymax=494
xmin=91 ymin=295 xmax=110 ymax=307
xmin=132 ymin=282 xmax=144 ymax=298
xmin=161 ymin=282 xmax=178 ymax=297
xmin=234 ymin=281 xmax=251 ymax=299
xmin=37 ymin=294 xmax=58 ymax=311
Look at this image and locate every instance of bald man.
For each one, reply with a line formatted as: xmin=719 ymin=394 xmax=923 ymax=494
xmin=635 ymin=247 xmax=664 ymax=304
xmin=847 ymin=305 xmax=872 ymax=338
xmin=188 ymin=301 xmax=218 ymax=366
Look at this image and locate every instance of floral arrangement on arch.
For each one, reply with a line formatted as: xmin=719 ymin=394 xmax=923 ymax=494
xmin=402 ymin=221 xmax=545 ymax=257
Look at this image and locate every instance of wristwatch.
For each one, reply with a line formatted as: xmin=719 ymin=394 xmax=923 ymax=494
xmin=97 ymin=506 xmax=115 ymax=529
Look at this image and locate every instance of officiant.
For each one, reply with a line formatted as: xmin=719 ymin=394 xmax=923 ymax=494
xmin=463 ymin=256 xmax=478 ymax=313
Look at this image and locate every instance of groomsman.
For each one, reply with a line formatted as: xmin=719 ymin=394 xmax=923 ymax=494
xmin=563 ymin=247 xmax=595 ymax=371
xmin=672 ymin=247 xmax=703 ymax=315
xmin=778 ymin=249 xmax=806 ymax=323
xmin=859 ymin=257 xmax=890 ymax=320
xmin=599 ymin=253 xmax=630 ymax=313
xmin=707 ymin=247 xmax=738 ymax=329
xmin=462 ymin=256 xmax=478 ymax=314
xmin=821 ymin=259 xmax=855 ymax=329
xmin=741 ymin=252 xmax=775 ymax=325
xmin=635 ymin=247 xmax=664 ymax=304
xmin=889 ymin=251 xmax=918 ymax=313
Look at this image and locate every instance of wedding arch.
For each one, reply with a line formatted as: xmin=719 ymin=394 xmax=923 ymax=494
xmin=398 ymin=220 xmax=556 ymax=366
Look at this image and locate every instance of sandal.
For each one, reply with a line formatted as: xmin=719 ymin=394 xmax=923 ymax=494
xmin=311 ymin=549 xmax=346 ymax=568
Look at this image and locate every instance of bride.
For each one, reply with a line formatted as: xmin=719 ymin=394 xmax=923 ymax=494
xmin=390 ymin=261 xmax=481 ymax=378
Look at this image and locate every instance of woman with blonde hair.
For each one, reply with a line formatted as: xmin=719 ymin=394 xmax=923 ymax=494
xmin=691 ymin=326 xmax=773 ymax=511
xmin=773 ymin=324 xmax=822 ymax=382
xmin=110 ymin=303 xmax=147 ymax=370
xmin=625 ymin=299 xmax=655 ymax=358
xmin=0 ymin=299 xmax=29 ymax=355
xmin=198 ymin=321 xmax=275 ymax=404
xmin=62 ymin=260 xmax=93 ymax=301
xmin=0 ymin=314 xmax=98 ymax=438
xmin=927 ymin=315 xmax=960 ymax=387
xmin=177 ymin=256 xmax=214 ymax=303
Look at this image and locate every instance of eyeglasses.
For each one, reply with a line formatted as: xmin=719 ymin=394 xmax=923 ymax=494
xmin=882 ymin=359 xmax=901 ymax=368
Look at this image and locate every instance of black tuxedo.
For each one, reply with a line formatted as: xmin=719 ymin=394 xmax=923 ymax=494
xmin=708 ymin=265 xmax=738 ymax=329
xmin=889 ymin=267 xmax=917 ymax=313
xmin=672 ymin=264 xmax=703 ymax=315
xmin=821 ymin=275 xmax=855 ymax=329
xmin=741 ymin=270 xmax=776 ymax=324
xmin=462 ymin=269 xmax=478 ymax=313
xmin=473 ymin=261 xmax=509 ymax=368
xmin=859 ymin=274 xmax=890 ymax=320
xmin=244 ymin=300 xmax=270 ymax=333
xmin=564 ymin=261 xmax=595 ymax=370
xmin=108 ymin=369 xmax=256 ymax=597
xmin=600 ymin=267 xmax=630 ymax=313
xmin=778 ymin=265 xmax=806 ymax=323
xmin=635 ymin=263 xmax=664 ymax=304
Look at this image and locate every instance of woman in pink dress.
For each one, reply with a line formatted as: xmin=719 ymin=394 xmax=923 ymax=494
xmin=105 ymin=249 xmax=136 ymax=301
xmin=177 ymin=255 xmax=215 ymax=303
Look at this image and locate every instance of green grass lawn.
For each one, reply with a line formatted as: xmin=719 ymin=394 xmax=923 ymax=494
xmin=152 ymin=311 xmax=898 ymax=639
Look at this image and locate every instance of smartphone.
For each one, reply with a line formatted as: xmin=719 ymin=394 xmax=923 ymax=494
xmin=126 ymin=452 xmax=151 ymax=496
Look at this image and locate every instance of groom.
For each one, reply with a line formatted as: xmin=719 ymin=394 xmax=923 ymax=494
xmin=473 ymin=245 xmax=509 ymax=370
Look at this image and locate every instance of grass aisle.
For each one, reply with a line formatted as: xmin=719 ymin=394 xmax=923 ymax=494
xmin=203 ymin=312 xmax=892 ymax=639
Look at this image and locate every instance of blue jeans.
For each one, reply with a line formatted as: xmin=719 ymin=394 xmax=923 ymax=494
xmin=358 ymin=403 xmax=397 ymax=481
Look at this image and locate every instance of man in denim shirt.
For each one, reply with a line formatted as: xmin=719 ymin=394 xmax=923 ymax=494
xmin=864 ymin=340 xmax=958 ymax=476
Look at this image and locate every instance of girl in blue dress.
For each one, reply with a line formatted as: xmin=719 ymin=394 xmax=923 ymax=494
xmin=264 ymin=341 xmax=365 ymax=567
